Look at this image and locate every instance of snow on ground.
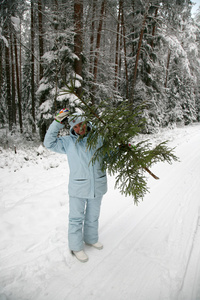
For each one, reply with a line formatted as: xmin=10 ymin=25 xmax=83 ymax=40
xmin=0 ymin=124 xmax=200 ymax=300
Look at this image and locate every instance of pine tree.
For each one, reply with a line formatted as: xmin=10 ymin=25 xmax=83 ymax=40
xmin=62 ymin=80 xmax=179 ymax=205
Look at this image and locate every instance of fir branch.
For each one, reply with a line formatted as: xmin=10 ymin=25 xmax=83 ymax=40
xmin=60 ymin=80 xmax=179 ymax=204
xmin=144 ymin=167 xmax=159 ymax=180
xmin=62 ymin=80 xmax=106 ymax=126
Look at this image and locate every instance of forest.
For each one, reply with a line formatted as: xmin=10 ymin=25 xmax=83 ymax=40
xmin=0 ymin=0 xmax=200 ymax=142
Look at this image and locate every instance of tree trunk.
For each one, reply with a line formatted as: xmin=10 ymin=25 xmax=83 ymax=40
xmin=14 ymin=34 xmax=23 ymax=133
xmin=38 ymin=0 xmax=44 ymax=81
xmin=150 ymin=7 xmax=158 ymax=49
xmin=10 ymin=32 xmax=16 ymax=125
xmin=89 ymin=0 xmax=97 ymax=75
xmin=38 ymin=0 xmax=47 ymax=141
xmin=146 ymin=7 xmax=159 ymax=82
xmin=5 ymin=35 xmax=12 ymax=131
xmin=165 ymin=48 xmax=171 ymax=88
xmin=19 ymin=19 xmax=22 ymax=99
xmin=93 ymin=0 xmax=106 ymax=87
xmin=0 ymin=42 xmax=2 ymax=103
xmin=121 ymin=1 xmax=128 ymax=99
xmin=31 ymin=0 xmax=36 ymax=133
xmin=131 ymin=0 xmax=135 ymax=56
xmin=74 ymin=0 xmax=83 ymax=96
xmin=114 ymin=0 xmax=121 ymax=89
xmin=130 ymin=0 xmax=150 ymax=102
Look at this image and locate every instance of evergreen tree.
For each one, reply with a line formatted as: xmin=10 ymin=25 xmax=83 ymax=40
xmin=37 ymin=1 xmax=75 ymax=141
xmin=62 ymin=80 xmax=179 ymax=205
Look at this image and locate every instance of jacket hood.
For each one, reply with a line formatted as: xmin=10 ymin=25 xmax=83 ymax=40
xmin=70 ymin=122 xmax=92 ymax=138
xmin=68 ymin=112 xmax=86 ymax=128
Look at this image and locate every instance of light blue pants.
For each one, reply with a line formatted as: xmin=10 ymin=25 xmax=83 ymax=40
xmin=68 ymin=196 xmax=102 ymax=251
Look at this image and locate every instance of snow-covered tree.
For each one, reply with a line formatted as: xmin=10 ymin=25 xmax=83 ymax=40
xmin=1 ymin=0 xmax=200 ymax=139
xmin=37 ymin=1 xmax=76 ymax=140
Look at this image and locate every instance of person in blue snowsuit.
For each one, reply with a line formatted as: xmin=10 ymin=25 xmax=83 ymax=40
xmin=44 ymin=110 xmax=107 ymax=262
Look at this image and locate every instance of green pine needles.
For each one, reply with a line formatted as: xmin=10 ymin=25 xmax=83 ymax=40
xmin=61 ymin=81 xmax=179 ymax=205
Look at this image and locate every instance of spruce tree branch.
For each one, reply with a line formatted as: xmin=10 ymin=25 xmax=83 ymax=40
xmin=72 ymin=90 xmax=107 ymax=126
xmin=62 ymin=82 xmax=106 ymax=126
xmin=62 ymin=83 xmax=161 ymax=181
xmin=60 ymin=83 xmax=179 ymax=203
xmin=125 ymin=143 xmax=160 ymax=180
xmin=144 ymin=167 xmax=159 ymax=179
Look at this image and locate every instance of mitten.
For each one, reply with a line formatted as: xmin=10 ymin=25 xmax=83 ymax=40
xmin=55 ymin=108 xmax=70 ymax=124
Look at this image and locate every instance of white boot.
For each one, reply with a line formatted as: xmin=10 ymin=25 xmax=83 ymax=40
xmin=86 ymin=242 xmax=103 ymax=250
xmin=72 ymin=250 xmax=89 ymax=262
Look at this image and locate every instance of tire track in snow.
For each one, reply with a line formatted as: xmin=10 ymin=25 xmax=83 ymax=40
xmin=178 ymin=210 xmax=200 ymax=300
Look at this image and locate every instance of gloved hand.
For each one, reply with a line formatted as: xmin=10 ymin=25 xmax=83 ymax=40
xmin=55 ymin=108 xmax=70 ymax=124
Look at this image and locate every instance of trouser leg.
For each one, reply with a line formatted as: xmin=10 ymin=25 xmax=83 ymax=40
xmin=68 ymin=196 xmax=86 ymax=251
xmin=84 ymin=196 xmax=102 ymax=245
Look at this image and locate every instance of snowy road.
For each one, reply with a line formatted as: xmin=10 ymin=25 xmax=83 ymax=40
xmin=0 ymin=124 xmax=200 ymax=300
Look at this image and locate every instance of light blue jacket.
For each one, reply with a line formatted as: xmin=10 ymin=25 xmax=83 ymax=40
xmin=44 ymin=120 xmax=107 ymax=198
